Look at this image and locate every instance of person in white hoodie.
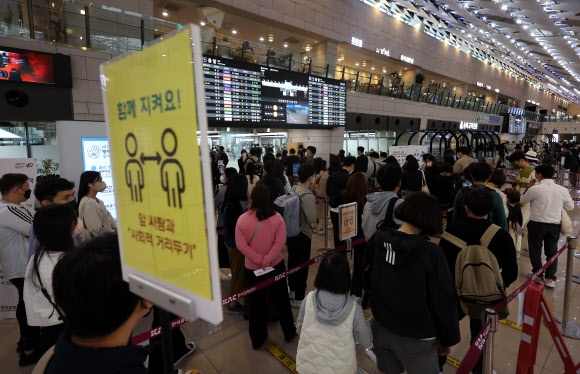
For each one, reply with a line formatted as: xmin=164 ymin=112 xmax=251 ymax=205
xmin=362 ymin=164 xmax=404 ymax=241
xmin=24 ymin=205 xmax=79 ymax=358
xmin=296 ymin=253 xmax=371 ymax=374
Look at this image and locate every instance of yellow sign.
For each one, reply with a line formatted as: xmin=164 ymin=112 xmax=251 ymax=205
xmin=338 ymin=202 xmax=358 ymax=240
xmin=102 ymin=28 xmax=213 ymax=301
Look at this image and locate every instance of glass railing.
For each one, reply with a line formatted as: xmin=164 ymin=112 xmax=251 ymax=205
xmin=1 ymin=1 xmax=572 ymax=123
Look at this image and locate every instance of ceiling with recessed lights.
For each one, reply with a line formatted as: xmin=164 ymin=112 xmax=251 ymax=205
xmin=362 ymin=0 xmax=580 ymax=103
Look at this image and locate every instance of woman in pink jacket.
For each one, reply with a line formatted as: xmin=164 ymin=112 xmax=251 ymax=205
xmin=235 ymin=184 xmax=296 ymax=349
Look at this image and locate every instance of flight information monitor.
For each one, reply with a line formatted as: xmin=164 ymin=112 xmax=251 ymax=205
xmin=308 ymin=75 xmax=346 ymax=126
xmin=202 ymin=55 xmax=346 ymax=126
xmin=203 ymin=56 xmax=261 ymax=123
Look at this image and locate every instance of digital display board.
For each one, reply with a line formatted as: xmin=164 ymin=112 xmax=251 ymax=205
xmin=0 ymin=49 xmax=54 ymax=84
xmin=308 ymin=75 xmax=346 ymax=126
xmin=203 ymin=56 xmax=261 ymax=122
xmin=202 ymin=55 xmax=346 ymax=126
xmin=81 ymin=138 xmax=117 ymax=220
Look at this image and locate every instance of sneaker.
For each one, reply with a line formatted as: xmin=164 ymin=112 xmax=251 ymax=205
xmin=289 ymin=291 xmax=295 ymax=299
xmin=173 ymin=342 xmax=196 ymax=366
xmin=227 ymin=303 xmax=245 ymax=315
xmin=545 ymin=278 xmax=556 ymax=288
xmin=18 ymin=351 xmax=41 ymax=367
xmin=292 ymin=299 xmax=303 ymax=309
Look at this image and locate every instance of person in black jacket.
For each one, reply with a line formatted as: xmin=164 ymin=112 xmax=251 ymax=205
xmin=355 ymin=146 xmax=368 ymax=173
xmin=326 ymin=156 xmax=356 ymax=249
xmin=257 ymin=160 xmax=286 ymax=203
xmin=285 ymin=148 xmax=301 ymax=178
xmin=367 ymin=193 xmax=460 ymax=373
xmin=262 ymin=147 xmax=276 ymax=163
xmin=237 ymin=149 xmax=247 ymax=175
xmin=562 ymin=144 xmax=579 ymax=187
xmin=438 ymin=188 xmax=518 ymax=374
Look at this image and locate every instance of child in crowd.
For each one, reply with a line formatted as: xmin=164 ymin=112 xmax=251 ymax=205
xmin=296 ymin=253 xmax=371 ymax=374
xmin=506 ymin=189 xmax=524 ymax=258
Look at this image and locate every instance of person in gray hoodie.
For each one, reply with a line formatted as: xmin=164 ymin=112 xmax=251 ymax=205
xmin=296 ymin=253 xmax=371 ymax=374
xmin=362 ymin=164 xmax=404 ymax=241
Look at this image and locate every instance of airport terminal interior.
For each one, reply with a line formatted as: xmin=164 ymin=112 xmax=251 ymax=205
xmin=1 ymin=0 xmax=580 ymax=373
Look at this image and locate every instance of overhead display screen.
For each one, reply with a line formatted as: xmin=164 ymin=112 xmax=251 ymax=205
xmin=202 ymin=55 xmax=346 ymax=126
xmin=0 ymin=49 xmax=54 ymax=84
xmin=308 ymin=75 xmax=346 ymax=126
xmin=203 ymin=56 xmax=261 ymax=122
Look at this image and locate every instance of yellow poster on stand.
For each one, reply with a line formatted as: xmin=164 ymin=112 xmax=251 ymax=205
xmin=100 ymin=25 xmax=221 ymax=323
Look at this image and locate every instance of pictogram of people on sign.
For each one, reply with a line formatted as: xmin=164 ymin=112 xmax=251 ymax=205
xmin=124 ymin=128 xmax=185 ymax=208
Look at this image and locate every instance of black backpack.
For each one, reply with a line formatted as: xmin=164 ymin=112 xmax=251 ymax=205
xmin=362 ymin=197 xmax=401 ymax=309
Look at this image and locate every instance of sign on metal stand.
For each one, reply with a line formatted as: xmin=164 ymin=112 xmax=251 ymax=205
xmin=100 ymin=25 xmax=223 ymax=323
xmin=338 ymin=202 xmax=358 ymax=261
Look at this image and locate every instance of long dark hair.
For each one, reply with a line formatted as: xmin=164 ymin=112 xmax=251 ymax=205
xmin=346 ymin=172 xmax=367 ymax=213
xmin=250 ymin=184 xmax=275 ymax=221
xmin=77 ymin=171 xmax=101 ymax=206
xmin=222 ymin=174 xmax=247 ymax=230
xmin=31 ymin=205 xmax=77 ymax=288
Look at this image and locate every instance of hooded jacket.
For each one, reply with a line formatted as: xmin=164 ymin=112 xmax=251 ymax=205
xmin=368 ymin=229 xmax=460 ymax=348
xmin=296 ymin=290 xmax=371 ymax=374
xmin=361 ymin=191 xmax=403 ymax=240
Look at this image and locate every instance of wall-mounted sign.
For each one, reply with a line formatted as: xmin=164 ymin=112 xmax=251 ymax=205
xmin=485 ymin=85 xmax=491 ymax=90
xmin=460 ymin=121 xmax=478 ymax=130
xmin=376 ymin=48 xmax=390 ymax=56
xmin=476 ymin=114 xmax=501 ymax=125
xmin=401 ymin=55 xmax=414 ymax=64
xmin=351 ymin=37 xmax=363 ymax=47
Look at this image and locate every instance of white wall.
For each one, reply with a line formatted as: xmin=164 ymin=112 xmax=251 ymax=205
xmin=287 ymin=127 xmax=344 ymax=162
xmin=56 ymin=121 xmax=107 ymax=183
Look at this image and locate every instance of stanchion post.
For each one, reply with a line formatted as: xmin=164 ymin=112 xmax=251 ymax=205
xmin=346 ymin=237 xmax=352 ymax=263
xmin=482 ymin=308 xmax=498 ymax=374
xmin=559 ymin=236 xmax=580 ymax=339
xmin=324 ymin=197 xmax=329 ymax=251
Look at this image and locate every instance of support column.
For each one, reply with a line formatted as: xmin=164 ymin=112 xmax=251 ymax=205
xmin=309 ymin=41 xmax=338 ymax=78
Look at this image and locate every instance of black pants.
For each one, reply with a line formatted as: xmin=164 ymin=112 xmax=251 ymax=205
xmin=330 ymin=211 xmax=344 ymax=250
xmin=469 ymin=317 xmax=484 ymax=374
xmin=148 ymin=307 xmax=188 ymax=374
xmin=217 ymin=234 xmax=230 ymax=268
xmin=10 ymin=278 xmax=39 ymax=351
xmin=528 ymin=220 xmax=561 ymax=280
xmin=38 ymin=324 xmax=64 ymax=355
xmin=287 ymin=232 xmax=311 ymax=301
xmin=350 ymin=239 xmax=366 ymax=297
xmin=245 ymin=261 xmax=295 ymax=349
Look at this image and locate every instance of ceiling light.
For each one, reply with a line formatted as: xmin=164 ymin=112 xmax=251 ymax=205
xmin=362 ymin=60 xmax=367 ymax=66
xmin=516 ymin=19 xmax=522 ymax=24
xmin=305 ymin=44 xmax=311 ymax=51
xmin=268 ymin=34 xmax=274 ymax=42
xmin=200 ymin=21 xmax=206 ymax=26
xmin=259 ymin=37 xmax=264 ymax=41
xmin=283 ymin=42 xmax=288 ymax=48
xmin=162 ymin=10 xmax=168 ymax=17
xmin=355 ymin=62 xmax=359 ymax=66
xmin=523 ymin=25 xmax=528 ymax=29
xmin=501 ymin=5 xmax=507 ymax=10
xmin=371 ymin=67 xmax=375 ymax=70
xmin=80 ymin=9 xmax=85 ymax=15
xmin=232 ymin=29 xmax=237 ymax=34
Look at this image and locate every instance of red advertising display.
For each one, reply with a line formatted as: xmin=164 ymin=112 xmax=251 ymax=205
xmin=0 ymin=49 xmax=54 ymax=84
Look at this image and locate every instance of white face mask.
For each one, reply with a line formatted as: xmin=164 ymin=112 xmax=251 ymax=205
xmin=73 ymin=218 xmax=84 ymax=237
xmin=93 ymin=181 xmax=107 ymax=192
xmin=242 ymin=153 xmax=247 ymax=160
xmin=220 ymin=175 xmax=226 ymax=184
xmin=426 ymin=162 xmax=433 ymax=167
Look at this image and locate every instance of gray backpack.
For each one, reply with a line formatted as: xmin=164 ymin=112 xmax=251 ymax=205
xmin=274 ymin=186 xmax=312 ymax=238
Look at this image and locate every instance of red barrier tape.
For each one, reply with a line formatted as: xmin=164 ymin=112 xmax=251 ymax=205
xmin=456 ymin=242 xmax=569 ymax=373
xmin=131 ymin=237 xmax=366 ymax=345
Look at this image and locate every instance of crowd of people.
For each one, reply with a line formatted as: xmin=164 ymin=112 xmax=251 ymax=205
xmin=0 ymin=138 xmax=576 ymax=374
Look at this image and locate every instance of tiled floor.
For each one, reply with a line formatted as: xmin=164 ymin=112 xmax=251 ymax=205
xmin=1 ymin=212 xmax=580 ymax=374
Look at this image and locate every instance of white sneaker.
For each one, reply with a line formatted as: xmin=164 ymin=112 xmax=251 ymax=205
xmin=545 ymin=278 xmax=556 ymax=288
xmin=292 ymin=299 xmax=303 ymax=309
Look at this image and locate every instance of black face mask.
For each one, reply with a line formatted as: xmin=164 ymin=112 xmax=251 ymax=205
xmin=23 ymin=190 xmax=31 ymax=200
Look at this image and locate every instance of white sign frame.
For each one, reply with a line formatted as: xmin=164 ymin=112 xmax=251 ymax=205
xmin=338 ymin=202 xmax=358 ymax=241
xmin=100 ymin=25 xmax=222 ymax=324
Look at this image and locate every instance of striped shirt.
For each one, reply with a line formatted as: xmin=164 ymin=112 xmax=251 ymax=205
xmin=0 ymin=202 xmax=33 ymax=280
xmin=517 ymin=166 xmax=536 ymax=193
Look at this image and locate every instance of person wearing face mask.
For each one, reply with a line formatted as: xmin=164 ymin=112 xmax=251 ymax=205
xmin=238 ymin=149 xmax=247 ymax=174
xmin=28 ymin=178 xmax=78 ymax=261
xmin=23 ymin=205 xmax=77 ymax=362
xmin=77 ymin=171 xmax=116 ymax=240
xmin=287 ymin=164 xmax=317 ymax=309
xmin=0 ymin=173 xmax=37 ymax=365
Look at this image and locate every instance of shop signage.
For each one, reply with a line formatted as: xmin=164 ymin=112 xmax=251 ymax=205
xmin=460 ymin=121 xmax=478 ymax=130
xmin=376 ymin=48 xmax=390 ymax=56
xmin=477 ymin=82 xmax=484 ymax=87
xmin=401 ymin=54 xmax=414 ymax=64
xmin=486 ymin=85 xmax=491 ymax=90
xmin=351 ymin=37 xmax=363 ymax=47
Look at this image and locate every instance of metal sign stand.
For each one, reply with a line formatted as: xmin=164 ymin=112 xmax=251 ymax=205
xmin=317 ymin=197 xmax=329 ymax=253
xmin=338 ymin=202 xmax=358 ymax=263
xmin=160 ymin=308 xmax=174 ymax=374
